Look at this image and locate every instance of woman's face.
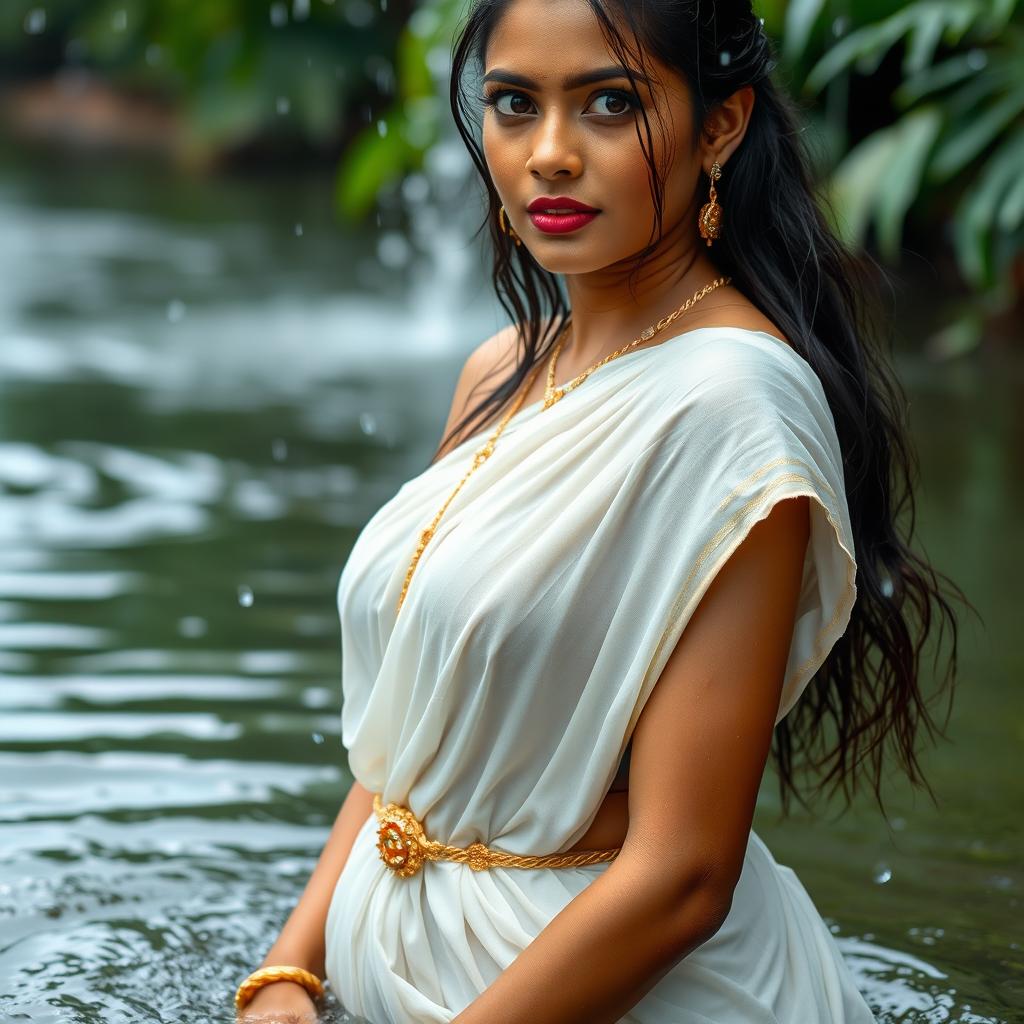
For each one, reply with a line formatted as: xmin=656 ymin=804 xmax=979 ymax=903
xmin=481 ymin=0 xmax=700 ymax=276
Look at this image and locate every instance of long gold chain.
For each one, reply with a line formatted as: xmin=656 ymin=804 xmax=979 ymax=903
xmin=395 ymin=275 xmax=731 ymax=615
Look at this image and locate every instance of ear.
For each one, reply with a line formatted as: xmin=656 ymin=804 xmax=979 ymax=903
xmin=699 ymin=85 xmax=755 ymax=173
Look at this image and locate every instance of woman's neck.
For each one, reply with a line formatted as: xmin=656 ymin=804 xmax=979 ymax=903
xmin=557 ymin=250 xmax=727 ymax=373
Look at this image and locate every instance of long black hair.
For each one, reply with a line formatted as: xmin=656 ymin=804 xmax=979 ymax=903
xmin=431 ymin=0 xmax=974 ymax=819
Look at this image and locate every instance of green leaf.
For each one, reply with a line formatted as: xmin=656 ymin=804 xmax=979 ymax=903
xmin=998 ymin=173 xmax=1024 ymax=232
xmin=930 ymin=82 xmax=1024 ymax=181
xmin=952 ymin=127 xmax=1024 ymax=283
xmin=904 ymin=5 xmax=948 ymax=75
xmin=804 ymin=1 xmax=986 ymax=94
xmin=335 ymin=116 xmax=410 ymax=220
xmin=828 ymin=107 xmax=942 ymax=259
xmin=875 ymin=107 xmax=943 ymax=258
xmin=782 ymin=0 xmax=827 ymax=63
xmin=895 ymin=52 xmax=986 ymax=107
xmin=827 ymin=126 xmax=901 ymax=247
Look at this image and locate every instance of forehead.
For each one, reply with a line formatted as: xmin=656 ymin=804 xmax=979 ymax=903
xmin=485 ymin=0 xmax=632 ymax=76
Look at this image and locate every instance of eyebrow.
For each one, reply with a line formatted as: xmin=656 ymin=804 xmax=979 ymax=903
xmin=481 ymin=65 xmax=650 ymax=91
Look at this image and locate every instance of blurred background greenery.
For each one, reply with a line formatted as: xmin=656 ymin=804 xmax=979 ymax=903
xmin=1 ymin=0 xmax=1022 ymax=350
xmin=0 ymin=3 xmax=1020 ymax=1023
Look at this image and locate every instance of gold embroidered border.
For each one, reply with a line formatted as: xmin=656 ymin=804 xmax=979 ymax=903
xmin=715 ymin=455 xmax=837 ymax=515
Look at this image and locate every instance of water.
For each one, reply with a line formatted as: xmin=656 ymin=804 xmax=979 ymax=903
xmin=0 ymin=137 xmax=1020 ymax=1023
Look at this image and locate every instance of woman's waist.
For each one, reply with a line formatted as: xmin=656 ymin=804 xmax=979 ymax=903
xmin=371 ymin=788 xmax=626 ymax=878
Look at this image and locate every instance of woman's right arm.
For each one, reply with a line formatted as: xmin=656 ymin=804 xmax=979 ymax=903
xmin=237 ymin=779 xmax=375 ymax=1019
xmin=239 ymin=327 xmax=515 ymax=1019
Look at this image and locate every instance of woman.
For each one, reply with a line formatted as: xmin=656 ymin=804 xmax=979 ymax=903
xmin=235 ymin=1 xmax=965 ymax=1021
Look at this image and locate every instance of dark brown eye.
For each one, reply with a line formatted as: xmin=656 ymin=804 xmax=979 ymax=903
xmin=587 ymin=90 xmax=638 ymax=116
xmin=484 ymin=90 xmax=534 ymax=116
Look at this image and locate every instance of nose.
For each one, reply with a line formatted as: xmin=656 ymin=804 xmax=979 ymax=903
xmin=526 ymin=109 xmax=583 ymax=180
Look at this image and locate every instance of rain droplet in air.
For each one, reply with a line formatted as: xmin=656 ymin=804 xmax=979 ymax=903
xmin=271 ymin=438 xmax=288 ymax=462
xmin=237 ymin=585 xmax=255 ymax=608
xmin=294 ymin=221 xmax=304 ymax=237
xmin=166 ymin=299 xmax=186 ymax=323
xmin=312 ymin=732 xmax=325 ymax=745
xmin=270 ymin=2 xmax=288 ymax=27
xmin=719 ymin=50 xmax=731 ymax=67
xmin=23 ymin=8 xmax=46 ymax=34
xmin=872 ymin=863 xmax=892 ymax=884
xmin=178 ymin=616 xmax=208 ymax=639
xmin=277 ymin=96 xmax=291 ymax=115
xmin=111 ymin=8 xmax=128 ymax=32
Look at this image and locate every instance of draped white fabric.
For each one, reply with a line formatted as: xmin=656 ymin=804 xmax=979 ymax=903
xmin=324 ymin=327 xmax=875 ymax=1023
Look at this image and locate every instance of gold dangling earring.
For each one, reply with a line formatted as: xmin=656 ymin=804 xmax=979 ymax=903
xmin=498 ymin=205 xmax=522 ymax=247
xmin=697 ymin=160 xmax=723 ymax=247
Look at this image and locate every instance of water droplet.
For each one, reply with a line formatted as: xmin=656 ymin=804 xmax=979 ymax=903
xmin=65 ymin=37 xmax=88 ymax=61
xmin=832 ymin=15 xmax=849 ymax=37
xmin=270 ymin=2 xmax=288 ymax=27
xmin=966 ymin=48 xmax=987 ymax=70
xmin=276 ymin=96 xmax=291 ymax=115
xmin=271 ymin=438 xmax=289 ymax=462
xmin=111 ymin=8 xmax=128 ymax=32
xmin=359 ymin=412 xmax=378 ymax=436
xmin=237 ymin=585 xmax=255 ymax=608
xmin=401 ymin=173 xmax=430 ymax=203
xmin=166 ymin=298 xmax=186 ymax=323
xmin=888 ymin=815 xmax=906 ymax=831
xmin=880 ymin=573 xmax=894 ymax=597
xmin=145 ymin=43 xmax=162 ymax=66
xmin=312 ymin=732 xmax=325 ymax=745
xmin=719 ymin=50 xmax=732 ymax=67
xmin=178 ymin=615 xmax=208 ymax=639
xmin=293 ymin=221 xmax=304 ymax=237
xmin=872 ymin=862 xmax=892 ymax=884
xmin=23 ymin=8 xmax=46 ymax=34
xmin=292 ymin=0 xmax=310 ymax=19
xmin=377 ymin=231 xmax=410 ymax=268
xmin=346 ymin=0 xmax=375 ymax=27
xmin=376 ymin=119 xmax=388 ymax=137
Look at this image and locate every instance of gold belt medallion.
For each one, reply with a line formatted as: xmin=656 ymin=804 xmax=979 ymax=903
xmin=372 ymin=792 xmax=621 ymax=877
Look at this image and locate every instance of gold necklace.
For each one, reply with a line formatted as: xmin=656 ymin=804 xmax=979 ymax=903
xmin=395 ymin=275 xmax=731 ymax=615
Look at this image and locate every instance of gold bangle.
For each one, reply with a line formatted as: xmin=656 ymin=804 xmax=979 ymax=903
xmin=234 ymin=964 xmax=325 ymax=1013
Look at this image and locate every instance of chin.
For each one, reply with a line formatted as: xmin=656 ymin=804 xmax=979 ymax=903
xmin=525 ymin=245 xmax=618 ymax=275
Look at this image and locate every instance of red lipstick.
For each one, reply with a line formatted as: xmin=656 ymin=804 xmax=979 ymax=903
xmin=526 ymin=195 xmax=601 ymax=235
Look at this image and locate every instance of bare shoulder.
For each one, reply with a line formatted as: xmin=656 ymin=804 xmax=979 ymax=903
xmin=434 ymin=323 xmax=522 ymax=460
xmin=465 ymin=322 xmax=521 ymax=390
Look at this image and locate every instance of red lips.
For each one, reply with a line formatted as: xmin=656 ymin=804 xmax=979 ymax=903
xmin=526 ymin=196 xmax=600 ymax=213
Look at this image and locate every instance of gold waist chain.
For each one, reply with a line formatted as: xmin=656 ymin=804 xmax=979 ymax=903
xmin=395 ymin=276 xmax=730 ymax=615
xmin=373 ymin=792 xmax=620 ymax=876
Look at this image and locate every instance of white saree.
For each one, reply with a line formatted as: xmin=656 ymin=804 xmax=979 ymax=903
xmin=324 ymin=326 xmax=876 ymax=1023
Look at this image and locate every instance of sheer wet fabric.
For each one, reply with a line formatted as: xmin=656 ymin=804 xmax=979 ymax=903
xmin=324 ymin=327 xmax=875 ymax=1023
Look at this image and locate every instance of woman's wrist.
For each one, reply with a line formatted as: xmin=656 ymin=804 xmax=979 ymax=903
xmin=235 ymin=964 xmax=325 ymax=1013
xmin=259 ymin=945 xmax=325 ymax=977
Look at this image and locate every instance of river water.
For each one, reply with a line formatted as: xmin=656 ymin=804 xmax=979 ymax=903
xmin=0 ymin=137 xmax=1020 ymax=1023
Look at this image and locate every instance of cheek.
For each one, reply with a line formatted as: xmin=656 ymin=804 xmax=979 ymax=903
xmin=482 ymin=119 xmax=513 ymax=183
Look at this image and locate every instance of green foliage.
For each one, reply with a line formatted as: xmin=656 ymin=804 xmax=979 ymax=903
xmin=334 ymin=2 xmax=458 ymax=219
xmin=3 ymin=0 xmax=1019 ymax=323
xmin=793 ymin=0 xmax=1023 ymax=308
xmin=0 ymin=0 xmax=402 ymax=169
